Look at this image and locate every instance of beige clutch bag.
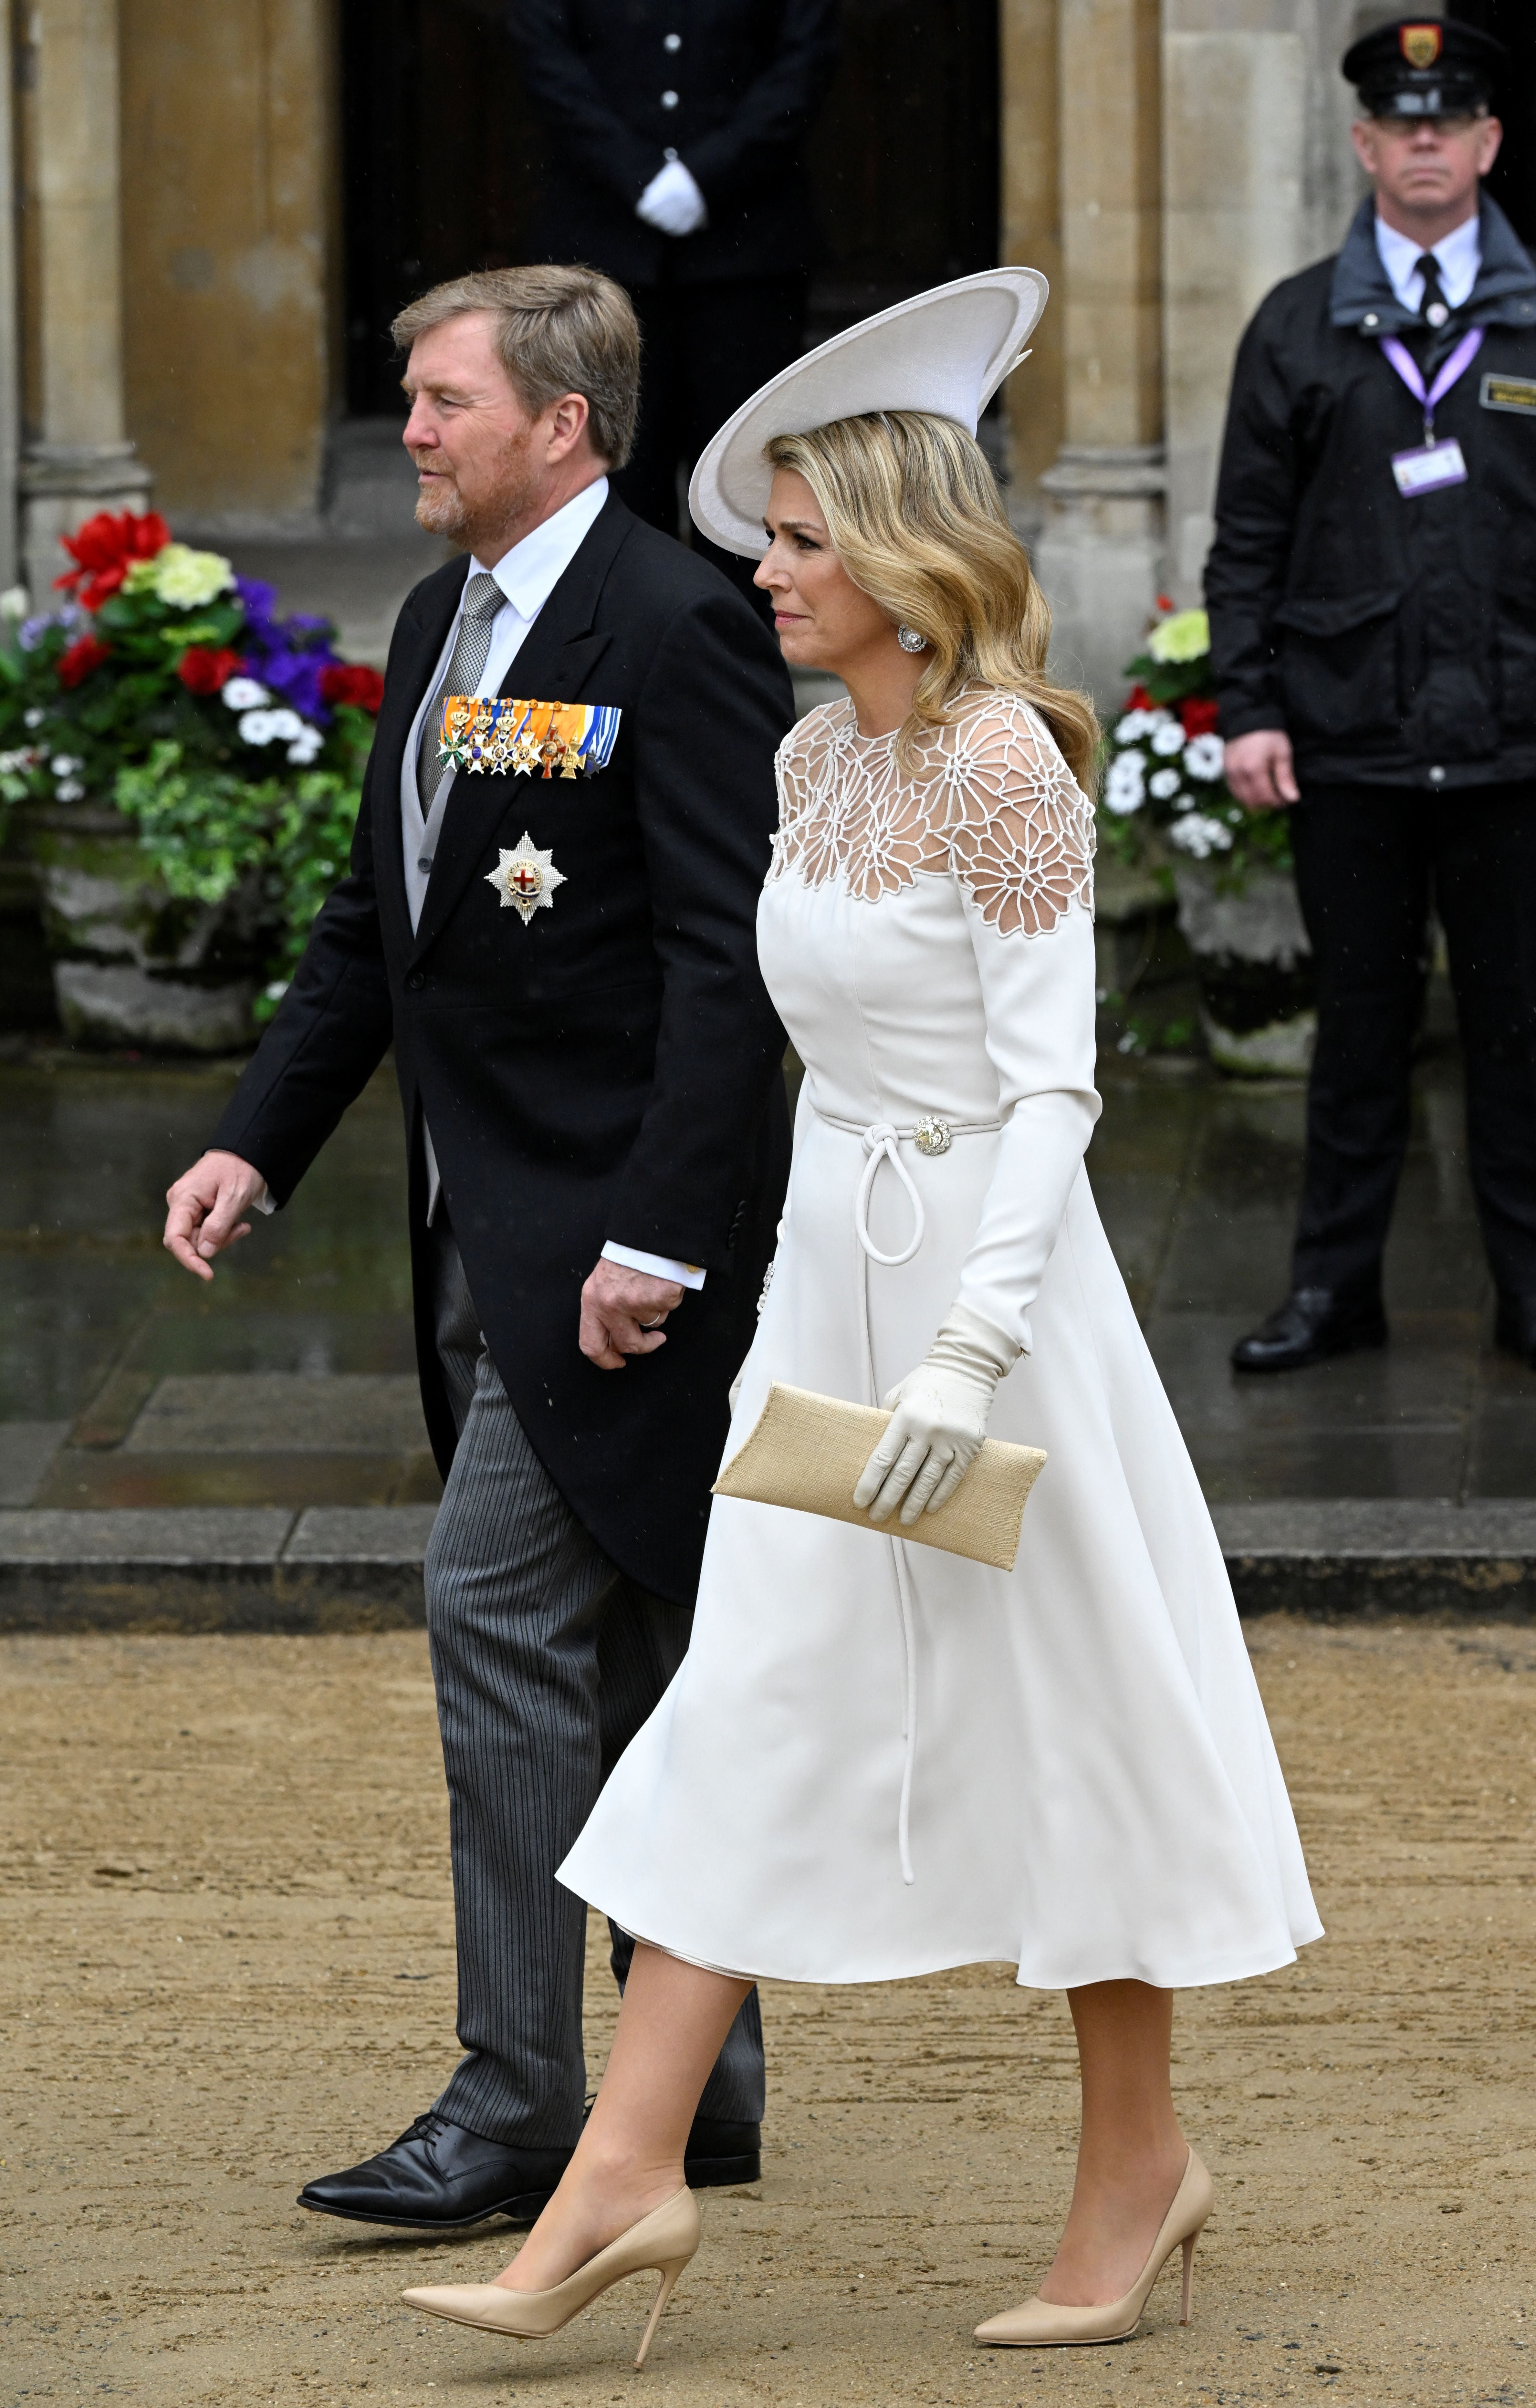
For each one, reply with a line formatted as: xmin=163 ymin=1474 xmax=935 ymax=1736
xmin=712 ymin=1382 xmax=1046 ymax=1572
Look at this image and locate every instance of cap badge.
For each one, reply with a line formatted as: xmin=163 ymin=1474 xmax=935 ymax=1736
xmin=1400 ymin=23 xmax=1442 ymax=68
xmin=486 ymin=834 xmax=567 ymax=925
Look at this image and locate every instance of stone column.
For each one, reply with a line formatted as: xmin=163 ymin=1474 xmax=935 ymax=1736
xmin=1161 ymin=0 xmax=1365 ymax=603
xmin=1032 ymin=0 xmax=1166 ymax=708
xmin=998 ymin=0 xmax=1064 ymax=527
xmin=16 ymin=0 xmax=152 ymax=608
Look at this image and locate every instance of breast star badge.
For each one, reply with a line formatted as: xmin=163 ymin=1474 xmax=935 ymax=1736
xmin=486 ymin=833 xmax=567 ymax=925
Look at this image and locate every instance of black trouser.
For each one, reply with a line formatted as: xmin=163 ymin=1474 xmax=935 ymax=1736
xmin=615 ymin=274 xmax=806 ymax=606
xmin=1290 ymin=780 xmax=1536 ymax=1307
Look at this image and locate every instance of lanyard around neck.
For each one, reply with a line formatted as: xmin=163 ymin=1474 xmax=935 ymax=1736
xmin=1379 ymin=326 xmax=1485 ymax=443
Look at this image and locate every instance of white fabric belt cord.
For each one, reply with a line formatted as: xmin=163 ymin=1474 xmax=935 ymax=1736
xmin=813 ymin=1108 xmax=1002 ymax=1885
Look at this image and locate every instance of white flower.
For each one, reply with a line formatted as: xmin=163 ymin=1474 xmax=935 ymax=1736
xmin=1150 ymin=719 xmax=1186 ymax=757
xmin=0 ymin=746 xmax=38 ymax=773
xmin=1149 ymin=766 xmax=1182 ymax=800
xmin=55 ymin=778 xmax=86 ymax=802
xmin=266 ymin=709 xmax=304 ymax=742
xmin=49 ymin=754 xmax=81 ymax=776
xmin=1104 ymin=752 xmax=1147 ymax=815
xmin=238 ymin=709 xmax=281 ymax=746
xmin=1183 ymin=734 xmax=1225 ymax=781
xmin=286 ymin=724 xmax=324 ymax=765
xmin=23 ymin=707 xmax=45 ymax=728
xmin=263 ymin=980 xmax=290 ymax=1003
xmin=1168 ymin=810 xmax=1234 ymax=859
xmin=223 ymin=676 xmax=270 ymax=711
xmin=1114 ymin=709 xmax=1159 ymax=742
xmin=1172 ymin=791 xmax=1197 ymax=813
xmin=146 ymin=542 xmax=236 ymax=610
xmin=0 ymin=585 xmax=29 ymax=619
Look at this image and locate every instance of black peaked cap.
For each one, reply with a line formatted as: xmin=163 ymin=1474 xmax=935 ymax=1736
xmin=1342 ymin=17 xmax=1508 ymax=115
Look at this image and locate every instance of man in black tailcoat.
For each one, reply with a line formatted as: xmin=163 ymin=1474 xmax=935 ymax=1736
xmin=508 ymin=0 xmax=840 ymax=596
xmin=1207 ymin=18 xmax=1536 ymax=1373
xmin=162 ymin=266 xmax=791 ymax=2226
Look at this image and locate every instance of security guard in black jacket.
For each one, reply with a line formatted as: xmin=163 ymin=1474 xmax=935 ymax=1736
xmin=508 ymin=1 xmax=840 ymax=595
xmin=1207 ymin=17 xmax=1536 ymax=1373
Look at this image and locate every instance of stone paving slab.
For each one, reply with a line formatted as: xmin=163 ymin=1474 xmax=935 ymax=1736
xmin=2 ymin=1501 xmax=1534 ymax=1631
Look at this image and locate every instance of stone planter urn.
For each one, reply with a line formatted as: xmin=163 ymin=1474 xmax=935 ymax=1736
xmin=1172 ymin=862 xmax=1316 ymax=1077
xmin=20 ymin=806 xmax=272 ymax=1052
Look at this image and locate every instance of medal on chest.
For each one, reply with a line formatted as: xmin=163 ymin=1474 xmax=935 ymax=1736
xmin=486 ymin=834 xmax=567 ymax=924
xmin=438 ymin=696 xmax=622 ymax=780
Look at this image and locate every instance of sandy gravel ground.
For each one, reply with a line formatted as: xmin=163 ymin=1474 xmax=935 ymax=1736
xmin=3 ymin=1617 xmax=1533 ymax=2408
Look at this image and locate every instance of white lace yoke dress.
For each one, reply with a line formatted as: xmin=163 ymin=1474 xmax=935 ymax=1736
xmin=559 ymin=689 xmax=1321 ymax=1989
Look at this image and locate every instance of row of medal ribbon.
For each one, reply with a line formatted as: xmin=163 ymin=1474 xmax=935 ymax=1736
xmin=437 ymin=696 xmax=622 ymax=780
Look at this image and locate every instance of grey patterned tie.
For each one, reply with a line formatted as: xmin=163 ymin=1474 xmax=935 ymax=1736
xmin=416 ymin=570 xmax=505 ymax=811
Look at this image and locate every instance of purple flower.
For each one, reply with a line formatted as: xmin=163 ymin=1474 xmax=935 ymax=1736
xmin=19 ymin=604 xmax=83 ymax=652
xmin=234 ymin=581 xmax=343 ymax=727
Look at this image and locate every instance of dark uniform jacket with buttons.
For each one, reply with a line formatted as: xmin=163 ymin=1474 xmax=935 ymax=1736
xmin=507 ymin=0 xmax=840 ymax=286
xmin=210 ymin=493 xmax=794 ymax=1606
xmin=1206 ymin=194 xmax=1536 ymax=790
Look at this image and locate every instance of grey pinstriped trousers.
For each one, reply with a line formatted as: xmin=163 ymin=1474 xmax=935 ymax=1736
xmin=423 ymin=1220 xmax=765 ymax=2146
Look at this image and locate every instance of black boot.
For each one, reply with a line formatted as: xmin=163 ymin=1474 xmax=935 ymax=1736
xmin=1231 ymin=1285 xmax=1387 ymax=1374
xmin=1495 ymin=1293 xmax=1536 ymax=1369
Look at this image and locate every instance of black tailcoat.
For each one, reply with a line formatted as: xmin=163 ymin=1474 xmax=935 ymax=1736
xmin=211 ymin=493 xmax=793 ymax=1604
xmin=507 ymin=0 xmax=840 ymax=286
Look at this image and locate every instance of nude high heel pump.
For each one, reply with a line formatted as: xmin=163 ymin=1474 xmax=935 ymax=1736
xmin=974 ymin=2148 xmax=1214 ymax=2348
xmin=402 ymin=2185 xmax=701 ymax=2369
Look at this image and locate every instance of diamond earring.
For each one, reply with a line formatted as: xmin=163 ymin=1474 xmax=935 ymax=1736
xmin=896 ymin=624 xmax=927 ymax=654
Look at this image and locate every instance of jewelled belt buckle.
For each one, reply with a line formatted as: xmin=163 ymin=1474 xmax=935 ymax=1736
xmin=913 ymin=1115 xmax=952 ymax=1157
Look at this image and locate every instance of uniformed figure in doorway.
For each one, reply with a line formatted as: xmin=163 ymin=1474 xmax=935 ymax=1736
xmin=1208 ymin=18 xmax=1536 ymax=1374
xmin=507 ymin=2 xmax=840 ymax=599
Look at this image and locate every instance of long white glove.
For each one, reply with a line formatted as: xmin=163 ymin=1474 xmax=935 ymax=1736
xmin=635 ymin=160 xmax=709 ymax=237
xmin=852 ymin=1302 xmax=1021 ymax=1528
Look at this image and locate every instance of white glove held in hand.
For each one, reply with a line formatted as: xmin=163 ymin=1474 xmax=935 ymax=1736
xmin=852 ymin=1302 xmax=1021 ymax=1528
xmin=635 ymin=160 xmax=709 ymax=237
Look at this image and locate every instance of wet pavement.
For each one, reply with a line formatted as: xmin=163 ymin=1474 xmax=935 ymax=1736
xmin=0 ymin=1015 xmax=1529 ymax=1518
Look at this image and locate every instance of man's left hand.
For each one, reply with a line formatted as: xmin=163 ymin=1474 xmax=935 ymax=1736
xmin=580 ymin=1261 xmax=685 ymax=1370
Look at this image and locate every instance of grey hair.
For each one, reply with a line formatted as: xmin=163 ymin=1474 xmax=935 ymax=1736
xmin=392 ymin=265 xmax=641 ymax=469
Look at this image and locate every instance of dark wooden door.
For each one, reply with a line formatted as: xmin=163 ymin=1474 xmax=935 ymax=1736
xmin=1449 ymin=0 xmax=1536 ymax=245
xmin=340 ymin=0 xmax=999 ymax=415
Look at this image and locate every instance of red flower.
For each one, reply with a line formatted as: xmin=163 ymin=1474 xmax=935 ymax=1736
xmin=57 ymin=634 xmax=113 ymax=689
xmin=55 ymin=509 xmax=172 ymax=610
xmin=320 ymin=661 xmax=386 ymax=714
xmin=177 ymin=644 xmax=242 ymax=696
xmin=1178 ymin=696 xmax=1221 ymax=737
xmin=1124 ymin=684 xmax=1154 ymax=712
xmin=1155 ymin=593 xmax=1175 ymax=613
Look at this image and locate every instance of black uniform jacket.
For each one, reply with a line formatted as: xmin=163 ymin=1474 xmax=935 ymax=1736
xmin=507 ymin=0 xmax=840 ymax=287
xmin=211 ymin=493 xmax=794 ymax=1605
xmin=1206 ymin=194 xmax=1536 ymax=789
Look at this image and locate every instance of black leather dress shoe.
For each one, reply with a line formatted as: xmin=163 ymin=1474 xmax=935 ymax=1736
xmin=1230 ymin=1286 xmax=1388 ymax=1374
xmin=298 ymin=2114 xmax=572 ymax=2230
xmin=683 ymin=2115 xmax=761 ymax=2187
xmin=1495 ymin=1293 xmax=1536 ymax=1369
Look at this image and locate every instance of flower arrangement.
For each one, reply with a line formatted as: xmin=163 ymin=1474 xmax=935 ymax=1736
xmin=0 ymin=510 xmax=385 ymax=1014
xmin=1097 ymin=601 xmax=1292 ymax=887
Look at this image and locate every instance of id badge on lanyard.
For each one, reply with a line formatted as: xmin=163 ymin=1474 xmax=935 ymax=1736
xmin=1381 ymin=328 xmax=1483 ymax=497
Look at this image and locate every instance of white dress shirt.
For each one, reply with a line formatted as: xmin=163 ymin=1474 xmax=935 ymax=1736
xmin=399 ymin=475 xmax=703 ymax=1289
xmin=1374 ymin=210 xmax=1481 ymax=315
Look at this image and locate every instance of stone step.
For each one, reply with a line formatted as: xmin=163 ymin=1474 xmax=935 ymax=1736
xmin=1 ymin=1501 xmax=1534 ymax=1632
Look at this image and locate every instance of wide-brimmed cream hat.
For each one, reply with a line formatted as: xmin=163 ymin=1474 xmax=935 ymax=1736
xmin=688 ymin=267 xmax=1048 ymax=559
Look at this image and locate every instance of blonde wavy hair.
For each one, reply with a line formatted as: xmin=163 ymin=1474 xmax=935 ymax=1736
xmin=764 ymin=411 xmax=1099 ymax=794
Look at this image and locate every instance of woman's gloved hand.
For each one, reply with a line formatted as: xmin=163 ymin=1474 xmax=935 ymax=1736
xmin=853 ymin=1303 xmax=1021 ymax=1527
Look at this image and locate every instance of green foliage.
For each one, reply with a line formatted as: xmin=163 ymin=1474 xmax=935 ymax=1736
xmin=113 ymin=741 xmax=363 ymax=1017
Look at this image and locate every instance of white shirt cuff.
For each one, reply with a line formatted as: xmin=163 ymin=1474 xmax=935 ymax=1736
xmin=253 ymin=1185 xmax=276 ymax=1216
xmin=601 ymin=1241 xmax=706 ymax=1290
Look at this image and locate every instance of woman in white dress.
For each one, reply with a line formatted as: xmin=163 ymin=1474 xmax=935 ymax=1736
xmin=404 ymin=273 xmax=1320 ymax=2368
